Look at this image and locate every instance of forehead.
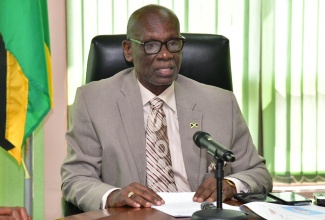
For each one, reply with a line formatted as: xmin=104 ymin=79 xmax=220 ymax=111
xmin=131 ymin=9 xmax=180 ymax=40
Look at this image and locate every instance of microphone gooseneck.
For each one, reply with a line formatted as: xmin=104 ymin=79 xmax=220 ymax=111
xmin=191 ymin=131 xmax=247 ymax=219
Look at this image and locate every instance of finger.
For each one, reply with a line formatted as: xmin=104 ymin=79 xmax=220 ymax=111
xmin=127 ymin=183 xmax=164 ymax=206
xmin=193 ymin=185 xmax=205 ymax=201
xmin=206 ymin=189 xmax=217 ymax=202
xmin=11 ymin=209 xmax=20 ymax=220
xmin=123 ymin=196 xmax=142 ymax=208
xmin=221 ymin=182 xmax=236 ymax=201
xmin=133 ymin=189 xmax=164 ymax=206
xmin=193 ymin=177 xmax=213 ymax=201
xmin=17 ymin=208 xmax=30 ymax=220
xmin=117 ymin=190 xmax=141 ymax=208
xmin=193 ymin=178 xmax=216 ymax=202
xmin=106 ymin=190 xmax=137 ymax=208
xmin=221 ymin=189 xmax=234 ymax=202
xmin=126 ymin=192 xmax=153 ymax=208
xmin=198 ymin=184 xmax=216 ymax=202
xmin=0 ymin=217 xmax=14 ymax=220
xmin=0 ymin=207 xmax=12 ymax=215
xmin=107 ymin=183 xmax=163 ymax=208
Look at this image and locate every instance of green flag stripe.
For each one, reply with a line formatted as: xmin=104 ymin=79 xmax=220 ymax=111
xmin=40 ymin=0 xmax=51 ymax=51
xmin=0 ymin=0 xmax=52 ymax=163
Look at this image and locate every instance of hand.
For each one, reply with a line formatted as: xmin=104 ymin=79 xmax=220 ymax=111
xmin=106 ymin=182 xmax=165 ymax=208
xmin=193 ymin=177 xmax=236 ymax=203
xmin=0 ymin=207 xmax=32 ymax=220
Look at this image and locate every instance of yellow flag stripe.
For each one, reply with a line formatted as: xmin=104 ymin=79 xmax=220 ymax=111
xmin=45 ymin=43 xmax=53 ymax=108
xmin=6 ymin=51 xmax=28 ymax=164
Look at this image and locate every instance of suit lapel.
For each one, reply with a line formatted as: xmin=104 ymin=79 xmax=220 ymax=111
xmin=117 ymin=72 xmax=206 ymax=189
xmin=174 ymin=81 xmax=204 ymax=190
xmin=118 ymin=71 xmax=147 ymax=184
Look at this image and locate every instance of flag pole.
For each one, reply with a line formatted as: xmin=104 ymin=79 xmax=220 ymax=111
xmin=24 ymin=135 xmax=33 ymax=217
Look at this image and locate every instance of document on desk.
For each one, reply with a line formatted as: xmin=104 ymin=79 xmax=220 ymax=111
xmin=152 ymin=192 xmax=240 ymax=217
xmin=241 ymin=202 xmax=325 ymax=220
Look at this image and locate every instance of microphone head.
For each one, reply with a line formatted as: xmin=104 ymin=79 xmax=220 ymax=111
xmin=193 ymin=131 xmax=236 ymax=162
xmin=193 ymin=131 xmax=210 ymax=148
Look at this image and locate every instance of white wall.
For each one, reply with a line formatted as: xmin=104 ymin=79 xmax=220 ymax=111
xmin=45 ymin=0 xmax=67 ymax=219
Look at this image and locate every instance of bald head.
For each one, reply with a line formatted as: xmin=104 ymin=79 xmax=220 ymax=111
xmin=126 ymin=4 xmax=180 ymax=39
xmin=122 ymin=4 xmax=183 ymax=95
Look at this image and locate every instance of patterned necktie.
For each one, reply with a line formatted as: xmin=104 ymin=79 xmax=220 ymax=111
xmin=146 ymin=97 xmax=177 ymax=192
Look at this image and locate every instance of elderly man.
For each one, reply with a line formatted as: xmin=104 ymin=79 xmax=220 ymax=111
xmin=61 ymin=4 xmax=273 ymax=211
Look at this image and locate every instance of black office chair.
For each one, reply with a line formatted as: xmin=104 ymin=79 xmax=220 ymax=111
xmin=61 ymin=33 xmax=233 ymax=217
xmin=86 ymin=33 xmax=232 ymax=90
xmin=61 ymin=197 xmax=83 ymax=217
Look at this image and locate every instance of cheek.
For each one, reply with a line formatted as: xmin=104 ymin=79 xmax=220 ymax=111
xmin=175 ymin=54 xmax=182 ymax=70
xmin=134 ymin=58 xmax=153 ymax=78
xmin=134 ymin=58 xmax=150 ymax=69
xmin=133 ymin=54 xmax=154 ymax=71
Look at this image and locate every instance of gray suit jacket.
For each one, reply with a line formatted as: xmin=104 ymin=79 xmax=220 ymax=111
xmin=61 ymin=68 xmax=272 ymax=211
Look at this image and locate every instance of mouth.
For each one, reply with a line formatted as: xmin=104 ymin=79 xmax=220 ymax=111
xmin=156 ymin=66 xmax=175 ymax=76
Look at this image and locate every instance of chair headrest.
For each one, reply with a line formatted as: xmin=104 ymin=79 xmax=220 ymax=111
xmin=86 ymin=33 xmax=232 ymax=91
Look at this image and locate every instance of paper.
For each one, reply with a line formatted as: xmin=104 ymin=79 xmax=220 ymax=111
xmin=152 ymin=192 xmax=240 ymax=217
xmin=242 ymin=202 xmax=325 ymax=220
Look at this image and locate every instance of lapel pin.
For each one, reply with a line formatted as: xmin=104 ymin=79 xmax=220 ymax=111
xmin=208 ymin=162 xmax=216 ymax=172
xmin=190 ymin=122 xmax=198 ymax=128
xmin=208 ymin=162 xmax=228 ymax=172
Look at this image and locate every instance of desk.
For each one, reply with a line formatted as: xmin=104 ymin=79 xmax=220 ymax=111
xmin=56 ymin=199 xmax=262 ymax=220
xmin=56 ymin=192 xmax=314 ymax=220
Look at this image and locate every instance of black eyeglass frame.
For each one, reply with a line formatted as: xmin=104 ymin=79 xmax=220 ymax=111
xmin=127 ymin=35 xmax=186 ymax=55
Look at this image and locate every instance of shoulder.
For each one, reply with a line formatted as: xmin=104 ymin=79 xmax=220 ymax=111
xmin=82 ymin=68 xmax=134 ymax=90
xmin=76 ymin=68 xmax=134 ymax=96
xmin=176 ymin=74 xmax=234 ymax=99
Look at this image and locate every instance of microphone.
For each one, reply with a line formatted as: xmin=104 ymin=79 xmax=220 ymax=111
xmin=193 ymin=131 xmax=235 ymax=162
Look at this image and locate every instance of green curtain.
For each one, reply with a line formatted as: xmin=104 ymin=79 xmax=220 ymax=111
xmin=66 ymin=0 xmax=325 ymax=183
xmin=260 ymin=0 xmax=325 ymax=183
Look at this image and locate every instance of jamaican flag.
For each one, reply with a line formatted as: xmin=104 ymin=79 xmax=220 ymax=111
xmin=0 ymin=0 xmax=53 ymax=164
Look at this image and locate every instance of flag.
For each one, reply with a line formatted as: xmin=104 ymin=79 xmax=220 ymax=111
xmin=0 ymin=0 xmax=53 ymax=164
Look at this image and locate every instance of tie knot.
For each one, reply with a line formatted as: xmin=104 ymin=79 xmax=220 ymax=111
xmin=150 ymin=97 xmax=164 ymax=110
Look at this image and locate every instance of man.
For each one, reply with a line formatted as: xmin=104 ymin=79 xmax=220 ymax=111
xmin=0 ymin=207 xmax=31 ymax=220
xmin=61 ymin=4 xmax=273 ymax=212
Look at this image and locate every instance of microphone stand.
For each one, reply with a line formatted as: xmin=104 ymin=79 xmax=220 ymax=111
xmin=191 ymin=157 xmax=247 ymax=220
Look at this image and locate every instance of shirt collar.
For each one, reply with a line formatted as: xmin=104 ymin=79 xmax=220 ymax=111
xmin=137 ymin=80 xmax=176 ymax=112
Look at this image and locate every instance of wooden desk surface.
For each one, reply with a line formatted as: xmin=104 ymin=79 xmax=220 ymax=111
xmin=56 ymin=199 xmax=261 ymax=220
xmin=56 ymin=192 xmax=314 ymax=220
xmin=56 ymin=206 xmax=262 ymax=220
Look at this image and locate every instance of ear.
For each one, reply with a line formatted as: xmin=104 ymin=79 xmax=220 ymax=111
xmin=122 ymin=40 xmax=133 ymax=62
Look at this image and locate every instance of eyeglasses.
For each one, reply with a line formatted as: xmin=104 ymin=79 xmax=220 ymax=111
xmin=128 ymin=36 xmax=186 ymax=55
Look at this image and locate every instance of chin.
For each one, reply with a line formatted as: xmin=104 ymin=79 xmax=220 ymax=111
xmin=151 ymin=81 xmax=173 ymax=87
xmin=155 ymin=78 xmax=176 ymax=86
xmin=149 ymin=74 xmax=177 ymax=85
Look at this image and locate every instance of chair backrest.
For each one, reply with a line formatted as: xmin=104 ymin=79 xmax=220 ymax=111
xmin=61 ymin=197 xmax=83 ymax=217
xmin=86 ymin=33 xmax=233 ymax=91
xmin=62 ymin=33 xmax=233 ymax=217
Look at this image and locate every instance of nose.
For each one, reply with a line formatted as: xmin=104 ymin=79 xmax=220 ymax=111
xmin=157 ymin=43 xmax=173 ymax=59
